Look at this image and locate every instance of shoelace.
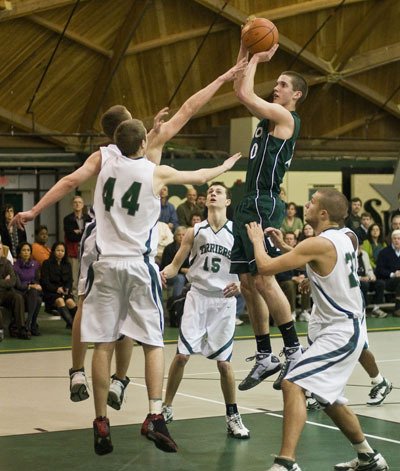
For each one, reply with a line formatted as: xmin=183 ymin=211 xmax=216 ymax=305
xmin=245 ymin=353 xmax=269 ymax=363
xmin=369 ymin=383 xmax=384 ymax=399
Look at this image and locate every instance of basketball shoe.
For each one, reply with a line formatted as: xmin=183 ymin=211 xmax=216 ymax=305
xmin=334 ymin=450 xmax=389 ymax=470
xmin=69 ymin=367 xmax=89 ymax=402
xmin=238 ymin=352 xmax=281 ymax=390
xmin=226 ymin=413 xmax=250 ymax=439
xmin=367 ymin=378 xmax=392 ymax=406
xmin=141 ymin=413 xmax=177 ymax=452
xmin=93 ymin=416 xmax=113 ymax=455
xmin=267 ymin=456 xmax=302 ymax=470
xmin=107 ymin=374 xmax=130 ymax=410
xmin=273 ymin=346 xmax=303 ymax=391
xmin=162 ymin=404 xmax=174 ymax=424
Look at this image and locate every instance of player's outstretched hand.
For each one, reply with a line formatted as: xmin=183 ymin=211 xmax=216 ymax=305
xmin=245 ymin=222 xmax=264 ymax=245
xmin=153 ymin=107 xmax=169 ymax=133
xmin=221 ymin=57 xmax=248 ymax=82
xmin=223 ymin=282 xmax=239 ymax=298
xmin=223 ymin=152 xmax=242 ymax=171
xmin=9 ymin=210 xmax=35 ymax=230
xmin=298 ymin=278 xmax=310 ymax=294
xmin=252 ymin=43 xmax=279 ymax=63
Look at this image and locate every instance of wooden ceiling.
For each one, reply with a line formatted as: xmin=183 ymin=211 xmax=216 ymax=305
xmin=0 ymin=0 xmax=399 ymax=159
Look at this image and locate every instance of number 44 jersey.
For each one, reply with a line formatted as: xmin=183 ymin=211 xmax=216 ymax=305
xmin=94 ymin=146 xmax=160 ymax=258
xmin=187 ymin=220 xmax=239 ymax=293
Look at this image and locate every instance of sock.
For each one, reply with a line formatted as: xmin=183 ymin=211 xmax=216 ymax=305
xmin=226 ymin=403 xmax=238 ymax=416
xmin=255 ymin=334 xmax=271 ymax=353
xmin=278 ymin=321 xmax=300 ymax=348
xmin=353 ymin=439 xmax=374 ymax=454
xmin=371 ymin=373 xmax=383 ymax=384
xmin=149 ymin=399 xmax=162 ymax=415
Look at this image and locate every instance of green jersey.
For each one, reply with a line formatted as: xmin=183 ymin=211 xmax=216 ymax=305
xmin=245 ymin=111 xmax=301 ymax=197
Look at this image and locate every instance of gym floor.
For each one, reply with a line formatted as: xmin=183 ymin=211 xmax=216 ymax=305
xmin=1 ymin=329 xmax=399 ymax=471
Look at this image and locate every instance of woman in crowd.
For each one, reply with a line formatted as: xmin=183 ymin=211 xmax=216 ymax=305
xmin=280 ymin=202 xmax=303 ymax=238
xmin=14 ymin=242 xmax=43 ymax=336
xmin=41 ymin=242 xmax=77 ymax=328
xmin=297 ymin=223 xmax=315 ymax=242
xmin=361 ymin=223 xmax=386 ymax=269
xmin=0 ymin=204 xmax=27 ymax=260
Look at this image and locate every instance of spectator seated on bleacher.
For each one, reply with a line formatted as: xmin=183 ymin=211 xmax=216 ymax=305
xmin=280 ymin=202 xmax=303 ymax=238
xmin=355 ymin=212 xmax=373 ymax=244
xmin=41 ymin=242 xmax=77 ymax=328
xmin=361 ymin=223 xmax=386 ymax=270
xmin=345 ymin=197 xmax=362 ymax=231
xmin=0 ymin=204 xmax=27 ymax=260
xmin=0 ymin=242 xmax=30 ymax=340
xmin=31 ymin=225 xmax=51 ymax=266
xmin=13 ymin=242 xmax=43 ymax=336
xmin=375 ymin=229 xmax=400 ymax=317
xmin=159 ymin=185 xmax=178 ymax=232
xmin=357 ymin=245 xmax=387 ymax=318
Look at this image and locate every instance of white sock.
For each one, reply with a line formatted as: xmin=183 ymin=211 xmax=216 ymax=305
xmin=353 ymin=439 xmax=374 ymax=454
xmin=371 ymin=373 xmax=384 ymax=384
xmin=149 ymin=399 xmax=162 ymax=414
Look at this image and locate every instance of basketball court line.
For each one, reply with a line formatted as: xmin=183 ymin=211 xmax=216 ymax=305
xmin=128 ymin=381 xmax=399 ymax=445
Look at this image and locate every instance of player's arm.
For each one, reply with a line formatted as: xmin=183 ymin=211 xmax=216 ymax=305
xmin=147 ymin=60 xmax=247 ymax=164
xmin=265 ymin=227 xmax=293 ymax=253
xmin=154 ymin=152 xmax=241 ymax=192
xmin=161 ymin=228 xmax=194 ymax=281
xmin=246 ymin=222 xmax=325 ymax=275
xmin=10 ymin=151 xmax=101 ymax=229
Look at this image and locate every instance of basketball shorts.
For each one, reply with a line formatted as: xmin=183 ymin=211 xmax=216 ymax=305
xmin=230 ymin=194 xmax=285 ymax=275
xmin=178 ymin=287 xmax=236 ymax=361
xmin=286 ymin=316 xmax=366 ymax=406
xmin=81 ymin=256 xmax=164 ymax=346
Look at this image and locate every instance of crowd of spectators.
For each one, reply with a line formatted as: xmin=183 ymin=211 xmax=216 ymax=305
xmin=1 ymin=188 xmax=398 ymax=340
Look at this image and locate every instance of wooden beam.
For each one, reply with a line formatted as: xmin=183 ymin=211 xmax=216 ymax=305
xmin=0 ymin=105 xmax=74 ymax=147
xmin=331 ymin=0 xmax=397 ymax=72
xmin=192 ymin=0 xmax=247 ymax=24
xmin=138 ymin=74 xmax=325 ymax=124
xmin=255 ymin=0 xmax=369 ymax=21
xmin=342 ymin=42 xmax=400 ymax=77
xmin=28 ymin=14 xmax=112 ymax=57
xmin=79 ymin=0 xmax=152 ymax=134
xmin=192 ymin=0 xmax=333 ymax=75
xmin=341 ymin=77 xmax=400 ymax=119
xmin=0 ymin=1 xmax=13 ymax=10
xmin=0 ymin=0 xmax=89 ymax=21
xmin=322 ymin=113 xmax=386 ymax=138
xmin=126 ymin=22 xmax=231 ymax=55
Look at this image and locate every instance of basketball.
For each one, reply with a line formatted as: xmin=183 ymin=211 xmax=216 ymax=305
xmin=241 ymin=17 xmax=279 ymax=54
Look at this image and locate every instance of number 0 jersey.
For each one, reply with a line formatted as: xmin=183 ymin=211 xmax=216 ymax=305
xmin=93 ymin=146 xmax=160 ymax=257
xmin=306 ymin=228 xmax=364 ymax=324
xmin=187 ymin=220 xmax=239 ymax=293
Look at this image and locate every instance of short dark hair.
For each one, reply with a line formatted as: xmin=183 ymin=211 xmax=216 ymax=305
xmin=351 ymin=197 xmax=362 ymax=204
xmin=282 ymin=71 xmax=308 ymax=104
xmin=114 ymin=119 xmax=146 ymax=156
xmin=361 ymin=212 xmax=372 ymax=219
xmin=101 ymin=105 xmax=131 ymax=140
xmin=208 ymin=181 xmax=231 ymax=200
xmin=315 ymin=188 xmax=349 ymax=224
xmin=35 ymin=225 xmax=48 ymax=236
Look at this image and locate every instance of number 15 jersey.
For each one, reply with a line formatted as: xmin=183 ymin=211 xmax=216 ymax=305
xmin=94 ymin=146 xmax=160 ymax=257
xmin=187 ymin=220 xmax=239 ymax=293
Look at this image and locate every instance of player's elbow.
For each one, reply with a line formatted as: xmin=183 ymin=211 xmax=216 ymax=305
xmin=61 ymin=175 xmax=79 ymax=191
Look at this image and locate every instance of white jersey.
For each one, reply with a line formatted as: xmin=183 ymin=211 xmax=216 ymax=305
xmin=187 ymin=220 xmax=239 ymax=293
xmin=306 ymin=228 xmax=364 ymax=323
xmin=94 ymin=147 xmax=160 ymax=257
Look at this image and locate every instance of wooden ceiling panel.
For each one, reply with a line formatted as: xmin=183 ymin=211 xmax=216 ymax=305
xmin=0 ymin=0 xmax=397 ymax=156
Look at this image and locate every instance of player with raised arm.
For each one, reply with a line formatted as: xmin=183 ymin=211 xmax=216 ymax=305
xmin=230 ymin=37 xmax=308 ymax=391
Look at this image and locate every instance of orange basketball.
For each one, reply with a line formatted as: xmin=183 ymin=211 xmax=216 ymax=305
xmin=241 ymin=17 xmax=279 ymax=54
